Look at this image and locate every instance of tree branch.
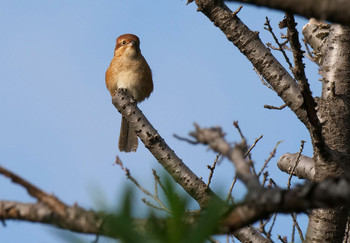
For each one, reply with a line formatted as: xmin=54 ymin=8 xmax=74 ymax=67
xmin=191 ymin=0 xmax=317 ymax=146
xmin=111 ymin=89 xmax=216 ymax=208
xmin=0 ymin=166 xmax=67 ymax=216
xmin=189 ymin=124 xmax=260 ymax=190
xmin=222 ymin=0 xmax=350 ymax=27
xmin=278 ymin=153 xmax=315 ymax=180
xmin=0 ymin=201 xmax=111 ymax=236
xmin=221 ymin=175 xmax=350 ymax=232
xmin=284 ymin=13 xmax=326 ymax=158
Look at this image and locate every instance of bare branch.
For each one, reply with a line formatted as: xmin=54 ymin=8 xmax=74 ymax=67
xmin=233 ymin=226 xmax=272 ymax=243
xmin=290 ymin=213 xmax=304 ymax=242
xmin=264 ymin=17 xmax=293 ymax=70
xmin=226 ymin=176 xmax=237 ymax=203
xmin=112 ymin=89 xmax=217 ymax=208
xmin=221 ymin=176 xmax=350 ymax=233
xmin=207 ymin=153 xmax=222 ymax=187
xmin=191 ymin=0 xmax=315 ymax=145
xmin=0 ymin=166 xmax=67 ymax=216
xmin=264 ymin=104 xmax=287 ymax=110
xmin=245 ymin=135 xmax=263 ymax=158
xmin=233 ymin=121 xmax=245 ymax=141
xmin=173 ymin=134 xmax=199 ymax=144
xmin=0 ymin=201 xmax=109 ymax=236
xmin=287 ymin=140 xmax=306 ymax=189
xmin=221 ymin=0 xmax=350 ymax=27
xmin=277 ymin=153 xmax=315 ymax=180
xmin=284 ymin=13 xmax=325 ymax=158
xmin=190 ymin=124 xmax=260 ymax=189
xmin=114 ymin=157 xmax=171 ymax=213
xmin=257 ymin=140 xmax=283 ymax=178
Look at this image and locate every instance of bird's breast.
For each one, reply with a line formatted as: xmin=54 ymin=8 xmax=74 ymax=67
xmin=106 ymin=56 xmax=152 ymax=102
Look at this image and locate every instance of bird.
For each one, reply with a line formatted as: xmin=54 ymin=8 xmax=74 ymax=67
xmin=105 ymin=34 xmax=153 ymax=152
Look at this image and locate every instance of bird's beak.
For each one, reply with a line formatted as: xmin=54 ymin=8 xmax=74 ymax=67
xmin=127 ymin=40 xmax=136 ymax=47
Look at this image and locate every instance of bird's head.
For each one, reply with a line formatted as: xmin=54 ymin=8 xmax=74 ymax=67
xmin=114 ymin=34 xmax=141 ymax=58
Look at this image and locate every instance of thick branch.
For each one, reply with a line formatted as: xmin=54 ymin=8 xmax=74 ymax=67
xmin=302 ymin=19 xmax=331 ymax=66
xmin=0 ymin=200 xmax=154 ymax=238
xmin=277 ymin=153 xmax=315 ymax=180
xmin=112 ymin=89 xmax=215 ymax=208
xmin=222 ymin=0 xmax=350 ymax=27
xmin=233 ymin=227 xmax=273 ymax=243
xmin=192 ymin=0 xmax=316 ymax=143
xmin=4 ymin=172 xmax=350 ymax=237
xmin=285 ymin=13 xmax=326 ymax=157
xmin=221 ymin=176 xmax=350 ymax=232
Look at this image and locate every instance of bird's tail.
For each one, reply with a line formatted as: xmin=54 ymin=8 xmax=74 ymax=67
xmin=118 ymin=117 xmax=138 ymax=152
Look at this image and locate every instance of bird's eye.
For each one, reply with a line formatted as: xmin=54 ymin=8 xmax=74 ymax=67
xmin=122 ymin=40 xmax=126 ymax=45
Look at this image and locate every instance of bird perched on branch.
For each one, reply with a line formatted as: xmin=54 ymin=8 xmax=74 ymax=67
xmin=106 ymin=34 xmax=153 ymax=152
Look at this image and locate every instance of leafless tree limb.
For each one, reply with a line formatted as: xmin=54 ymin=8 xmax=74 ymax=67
xmin=112 ymin=89 xmax=216 ymax=208
xmin=264 ymin=104 xmax=287 ymax=110
xmin=287 ymin=140 xmax=305 ymax=189
xmin=189 ymin=124 xmax=260 ymax=190
xmin=190 ymin=0 xmax=323 ymax=159
xmin=257 ymin=140 xmax=283 ymax=178
xmin=284 ymin=13 xmax=326 ymax=158
xmin=0 ymin=201 xmax=109 ymax=236
xmin=221 ymin=0 xmax=350 ymax=27
xmin=0 ymin=166 xmax=67 ymax=216
xmin=277 ymin=153 xmax=315 ymax=180
xmin=264 ymin=17 xmax=293 ymax=70
xmin=207 ymin=153 xmax=222 ymax=187
xmin=114 ymin=157 xmax=171 ymax=213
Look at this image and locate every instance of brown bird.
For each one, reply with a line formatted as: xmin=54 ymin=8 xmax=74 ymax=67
xmin=106 ymin=34 xmax=153 ymax=152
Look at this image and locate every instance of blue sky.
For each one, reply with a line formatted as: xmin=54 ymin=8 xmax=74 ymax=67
xmin=0 ymin=1 xmax=320 ymax=242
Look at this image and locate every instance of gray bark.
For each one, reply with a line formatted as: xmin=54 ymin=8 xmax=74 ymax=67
xmin=304 ymin=23 xmax=350 ymax=243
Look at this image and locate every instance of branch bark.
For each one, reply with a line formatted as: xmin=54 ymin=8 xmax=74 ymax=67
xmin=303 ymin=24 xmax=350 ymax=243
xmin=111 ymin=89 xmax=215 ymax=208
xmin=191 ymin=0 xmax=328 ymax=158
xmin=222 ymin=0 xmax=350 ymax=27
xmin=277 ymin=153 xmax=315 ymax=180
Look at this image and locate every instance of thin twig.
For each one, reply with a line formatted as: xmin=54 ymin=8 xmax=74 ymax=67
xmin=207 ymin=153 xmax=222 ymax=187
xmin=233 ymin=121 xmax=258 ymax=175
xmin=244 ymin=135 xmax=263 ymax=158
xmin=173 ymin=134 xmax=198 ymax=144
xmin=257 ymin=140 xmax=283 ymax=177
xmin=254 ymin=67 xmax=274 ymax=90
xmin=152 ymin=169 xmax=167 ymax=195
xmin=233 ymin=121 xmax=245 ymax=140
xmin=225 ymin=176 xmax=237 ymax=203
xmin=262 ymin=171 xmax=269 ymax=187
xmin=115 ymin=157 xmax=171 ymax=213
xmin=259 ymin=216 xmax=272 ymax=236
xmin=267 ymin=213 xmax=278 ymax=238
xmin=290 ymin=213 xmax=304 ymax=242
xmin=287 ymin=140 xmax=306 ymax=189
xmin=141 ymin=198 xmax=170 ymax=213
xmin=264 ymin=17 xmax=293 ymax=69
xmin=278 ymin=235 xmax=288 ymax=243
xmin=268 ymin=178 xmax=278 ymax=188
xmin=264 ymin=104 xmax=287 ymax=110
xmin=232 ymin=5 xmax=243 ymax=16
xmin=284 ymin=44 xmax=314 ymax=62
